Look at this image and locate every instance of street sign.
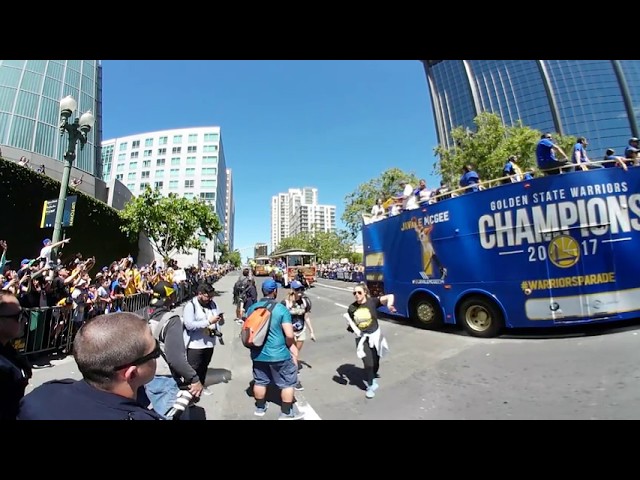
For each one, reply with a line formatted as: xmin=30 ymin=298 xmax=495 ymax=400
xmin=40 ymin=195 xmax=77 ymax=229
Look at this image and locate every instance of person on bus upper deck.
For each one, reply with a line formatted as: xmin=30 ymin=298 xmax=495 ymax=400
xmin=459 ymin=165 xmax=480 ymax=193
xmin=624 ymin=138 xmax=639 ymax=166
xmin=414 ymin=179 xmax=431 ymax=203
xmin=602 ymin=148 xmax=628 ymax=170
xmin=370 ymin=198 xmax=385 ymax=222
xmin=536 ymin=133 xmax=570 ymax=175
xmin=432 ymin=180 xmax=452 ymax=202
xmin=399 ymin=180 xmax=419 ymax=210
xmin=572 ymin=137 xmax=602 ymax=171
xmin=501 ymin=155 xmax=523 ymax=184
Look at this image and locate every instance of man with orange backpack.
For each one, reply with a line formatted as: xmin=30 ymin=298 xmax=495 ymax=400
xmin=243 ymin=278 xmax=305 ymax=420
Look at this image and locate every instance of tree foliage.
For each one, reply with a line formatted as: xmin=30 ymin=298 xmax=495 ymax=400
xmin=275 ymin=230 xmax=353 ymax=263
xmin=119 ymin=186 xmax=221 ymax=262
xmin=218 ymin=242 xmax=242 ymax=267
xmin=342 ymin=167 xmax=420 ymax=238
xmin=433 ymin=112 xmax=576 ymax=188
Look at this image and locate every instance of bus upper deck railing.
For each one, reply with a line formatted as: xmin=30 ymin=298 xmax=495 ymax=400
xmin=363 ymin=159 xmax=635 ymax=225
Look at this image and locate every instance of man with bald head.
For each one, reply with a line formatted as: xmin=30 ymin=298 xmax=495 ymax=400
xmin=18 ymin=312 xmax=163 ymax=420
xmin=0 ymin=291 xmax=32 ymax=420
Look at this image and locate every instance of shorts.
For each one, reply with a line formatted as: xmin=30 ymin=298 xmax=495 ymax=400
xmin=252 ymin=359 xmax=298 ymax=389
xmin=294 ymin=327 xmax=307 ymax=342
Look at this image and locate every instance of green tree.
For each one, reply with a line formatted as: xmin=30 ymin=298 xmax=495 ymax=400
xmin=119 ymin=186 xmax=221 ymax=263
xmin=433 ymin=112 xmax=576 ymax=187
xmin=275 ymin=230 xmax=353 ymax=262
xmin=342 ymin=168 xmax=420 ymax=238
xmin=217 ymin=242 xmax=230 ymax=263
xmin=226 ymin=250 xmax=242 ymax=267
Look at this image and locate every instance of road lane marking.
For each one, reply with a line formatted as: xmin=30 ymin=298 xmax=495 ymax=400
xmin=296 ymin=401 xmax=322 ymax=420
xmin=335 ymin=303 xmax=349 ymax=309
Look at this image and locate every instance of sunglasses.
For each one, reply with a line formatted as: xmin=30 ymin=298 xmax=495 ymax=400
xmin=353 ymin=291 xmax=364 ymax=296
xmin=294 ymin=288 xmax=304 ymax=293
xmin=114 ymin=339 xmax=162 ymax=371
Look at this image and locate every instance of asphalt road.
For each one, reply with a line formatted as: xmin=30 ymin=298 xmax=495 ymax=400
xmin=26 ymin=272 xmax=640 ymax=420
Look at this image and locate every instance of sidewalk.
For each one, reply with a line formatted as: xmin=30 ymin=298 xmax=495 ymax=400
xmin=23 ymin=272 xmax=241 ymax=420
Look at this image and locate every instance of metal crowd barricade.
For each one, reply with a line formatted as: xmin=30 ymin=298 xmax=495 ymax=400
xmin=14 ymin=279 xmax=205 ymax=358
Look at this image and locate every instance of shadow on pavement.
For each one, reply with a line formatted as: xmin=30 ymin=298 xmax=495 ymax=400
xmin=332 ymin=363 xmax=367 ymax=391
xmin=205 ymin=368 xmax=232 ymax=386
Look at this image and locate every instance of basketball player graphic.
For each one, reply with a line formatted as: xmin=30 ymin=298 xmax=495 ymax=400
xmin=414 ymin=223 xmax=447 ymax=280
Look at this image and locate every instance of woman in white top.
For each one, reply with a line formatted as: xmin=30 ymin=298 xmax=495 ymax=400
xmin=370 ymin=198 xmax=385 ymax=221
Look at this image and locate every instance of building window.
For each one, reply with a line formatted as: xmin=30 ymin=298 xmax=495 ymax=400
xmin=184 ymin=180 xmax=194 ymax=189
xmin=126 ymin=183 xmax=134 ymax=190
xmin=140 ymin=182 xmax=150 ymax=190
xmin=202 ymin=156 xmax=217 ymax=165
xmin=200 ymin=192 xmax=216 ymax=202
xmin=130 ymin=151 xmax=139 ymax=159
xmin=203 ymin=145 xmax=218 ymax=153
xmin=141 ymin=171 xmax=150 ymax=179
xmin=156 ymin=158 xmax=166 ymax=167
xmin=129 ymin=161 xmax=137 ymax=170
xmin=155 ymin=169 xmax=164 ymax=177
xmin=132 ymin=140 xmax=140 ymax=149
xmin=184 ymin=192 xmax=195 ymax=199
xmin=187 ymin=146 xmax=197 ymax=153
xmin=127 ymin=173 xmax=136 ymax=180
xmin=185 ymin=168 xmax=195 ymax=176
xmin=173 ymin=135 xmax=182 ymax=144
xmin=154 ymin=181 xmax=164 ymax=190
xmin=145 ymin=138 xmax=153 ymax=147
xmin=169 ymin=180 xmax=178 ymax=189
xmin=188 ymin=133 xmax=198 ymax=143
xmin=116 ymin=164 xmax=124 ymax=172
xmin=119 ymin=142 xmax=127 ymax=151
xmin=116 ymin=174 xmax=123 ymax=181
xmin=144 ymin=149 xmax=152 ymax=157
xmin=159 ymin=136 xmax=168 ymax=145
xmin=143 ymin=160 xmax=151 ymax=168
xmin=204 ymin=133 xmax=219 ymax=142
xmin=186 ymin=156 xmax=196 ymax=165
xmin=172 ymin=147 xmax=182 ymax=154
xmin=201 ymin=180 xmax=215 ymax=188
xmin=158 ymin=148 xmax=167 ymax=155
xmin=170 ymin=168 xmax=180 ymax=177
xmin=118 ymin=153 xmax=126 ymax=161
xmin=171 ymin=157 xmax=180 ymax=166
xmin=201 ymin=168 xmax=216 ymax=176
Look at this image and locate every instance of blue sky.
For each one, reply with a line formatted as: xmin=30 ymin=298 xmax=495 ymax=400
xmin=101 ymin=60 xmax=438 ymax=253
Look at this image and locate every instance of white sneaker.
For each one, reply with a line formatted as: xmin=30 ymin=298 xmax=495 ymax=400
xmin=202 ymin=387 xmax=213 ymax=396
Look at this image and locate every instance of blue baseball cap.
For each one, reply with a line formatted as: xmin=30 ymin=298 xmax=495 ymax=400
xmin=43 ymin=238 xmax=52 ymax=245
xmin=290 ymin=280 xmax=303 ymax=290
xmin=21 ymin=258 xmax=30 ymax=266
xmin=262 ymin=278 xmax=278 ymax=294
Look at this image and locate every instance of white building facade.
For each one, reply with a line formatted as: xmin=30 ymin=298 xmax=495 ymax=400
xmin=101 ymin=126 xmax=230 ymax=267
xmin=224 ymin=168 xmax=234 ymax=251
xmin=271 ymin=187 xmax=335 ymax=252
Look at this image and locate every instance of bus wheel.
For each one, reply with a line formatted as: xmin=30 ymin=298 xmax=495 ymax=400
xmin=410 ymin=295 xmax=443 ymax=330
xmin=457 ymin=296 xmax=504 ymax=338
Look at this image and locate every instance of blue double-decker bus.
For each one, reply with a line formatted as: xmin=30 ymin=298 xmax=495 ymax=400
xmin=362 ymin=167 xmax=640 ymax=337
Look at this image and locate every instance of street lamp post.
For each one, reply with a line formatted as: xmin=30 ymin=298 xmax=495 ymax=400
xmin=51 ymin=95 xmax=95 ymax=247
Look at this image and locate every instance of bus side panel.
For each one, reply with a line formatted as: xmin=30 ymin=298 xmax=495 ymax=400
xmin=363 ymin=167 xmax=640 ymax=330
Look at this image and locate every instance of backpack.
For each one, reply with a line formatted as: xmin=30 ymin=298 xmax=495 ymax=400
xmin=240 ymin=300 xmax=277 ymax=348
xmin=234 ymin=277 xmax=250 ymax=301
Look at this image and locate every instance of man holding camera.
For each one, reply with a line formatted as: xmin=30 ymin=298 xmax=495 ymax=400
xmin=183 ymin=283 xmax=223 ymax=396
xmin=145 ymin=280 xmax=203 ymax=419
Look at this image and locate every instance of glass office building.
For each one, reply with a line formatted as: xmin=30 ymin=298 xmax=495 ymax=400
xmin=0 ymin=60 xmax=102 ymax=176
xmin=422 ymin=60 xmax=640 ymax=159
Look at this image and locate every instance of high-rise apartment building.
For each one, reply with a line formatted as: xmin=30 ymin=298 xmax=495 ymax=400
xmin=270 ymin=187 xmax=336 ymax=252
xmin=0 ymin=60 xmax=107 ymax=200
xmin=101 ymin=126 xmax=231 ymax=265
xmin=224 ymin=168 xmax=234 ymax=250
xmin=422 ymin=60 xmax=640 ymax=160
